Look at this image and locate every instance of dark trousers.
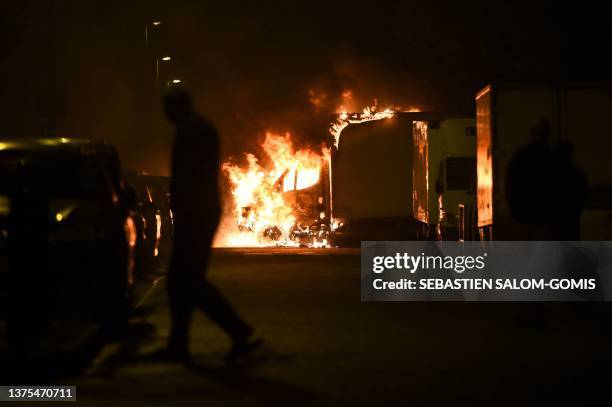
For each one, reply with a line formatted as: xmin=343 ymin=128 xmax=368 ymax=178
xmin=167 ymin=236 xmax=252 ymax=352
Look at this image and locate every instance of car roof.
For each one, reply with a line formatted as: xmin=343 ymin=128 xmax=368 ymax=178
xmin=0 ymin=138 xmax=112 ymax=154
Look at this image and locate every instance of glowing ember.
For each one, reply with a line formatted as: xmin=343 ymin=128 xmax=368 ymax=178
xmin=216 ymin=132 xmax=329 ymax=247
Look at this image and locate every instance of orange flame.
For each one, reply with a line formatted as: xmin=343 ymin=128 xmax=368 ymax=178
xmin=216 ymin=132 xmax=328 ymax=247
xmin=329 ymin=100 xmax=419 ymax=147
xmin=214 ymin=93 xmax=420 ymax=248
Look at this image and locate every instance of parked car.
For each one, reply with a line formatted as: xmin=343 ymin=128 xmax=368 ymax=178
xmin=125 ymin=171 xmax=163 ymax=274
xmin=0 ymin=138 xmax=136 ymax=351
xmin=140 ymin=175 xmax=172 ymax=246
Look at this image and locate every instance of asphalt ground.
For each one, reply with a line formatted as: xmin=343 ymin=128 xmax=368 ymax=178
xmin=3 ymin=248 xmax=612 ymax=406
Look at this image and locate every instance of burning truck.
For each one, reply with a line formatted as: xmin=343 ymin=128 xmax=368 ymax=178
xmin=218 ymin=132 xmax=332 ymax=247
xmin=217 ymin=82 xmax=612 ymax=247
xmin=216 ymin=104 xmax=427 ymax=247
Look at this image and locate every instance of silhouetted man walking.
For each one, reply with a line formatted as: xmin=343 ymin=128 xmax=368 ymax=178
xmin=155 ymin=87 xmax=261 ymax=362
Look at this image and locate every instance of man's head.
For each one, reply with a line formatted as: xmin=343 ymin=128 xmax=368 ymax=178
xmin=163 ymin=86 xmax=193 ymax=124
xmin=530 ymin=118 xmax=552 ymax=144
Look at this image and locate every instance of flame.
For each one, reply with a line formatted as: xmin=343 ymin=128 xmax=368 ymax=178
xmin=214 ymin=92 xmax=421 ymax=248
xmin=329 ymin=101 xmax=420 ymax=147
xmin=217 ymin=132 xmax=329 ymax=247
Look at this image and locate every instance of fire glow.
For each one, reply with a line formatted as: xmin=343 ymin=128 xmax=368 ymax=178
xmin=214 ymin=95 xmax=419 ymax=248
xmin=217 ymin=132 xmax=329 ymax=247
xmin=330 ymin=106 xmax=396 ymax=147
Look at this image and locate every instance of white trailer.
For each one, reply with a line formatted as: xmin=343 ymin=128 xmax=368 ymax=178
xmin=331 ymin=113 xmax=427 ymax=244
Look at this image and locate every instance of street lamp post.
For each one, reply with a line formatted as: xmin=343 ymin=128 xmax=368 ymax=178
xmin=156 ymin=56 xmax=172 ymax=88
xmin=144 ymin=19 xmax=181 ymax=90
xmin=145 ymin=20 xmax=162 ymax=49
xmin=146 ymin=20 xmax=166 ymax=90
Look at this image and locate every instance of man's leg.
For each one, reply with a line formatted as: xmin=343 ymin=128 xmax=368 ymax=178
xmin=193 ymin=233 xmax=261 ymax=360
xmin=190 ymin=237 xmax=252 ymax=341
xmin=193 ymin=278 xmax=253 ymax=341
xmin=167 ymin=257 xmax=196 ymax=354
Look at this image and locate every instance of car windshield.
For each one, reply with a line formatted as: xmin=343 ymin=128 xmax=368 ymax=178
xmin=0 ymin=149 xmax=114 ymax=200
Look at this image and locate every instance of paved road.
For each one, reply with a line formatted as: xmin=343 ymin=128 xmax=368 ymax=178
xmin=7 ymin=248 xmax=612 ymax=405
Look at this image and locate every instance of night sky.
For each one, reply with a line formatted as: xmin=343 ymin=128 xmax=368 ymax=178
xmin=0 ymin=0 xmax=609 ymax=175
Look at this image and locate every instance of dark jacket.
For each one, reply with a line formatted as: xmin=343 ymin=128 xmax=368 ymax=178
xmin=506 ymin=141 xmax=556 ymax=224
xmin=170 ymin=113 xmax=221 ymax=246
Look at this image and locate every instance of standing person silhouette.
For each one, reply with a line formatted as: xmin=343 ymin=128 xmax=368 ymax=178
xmin=505 ymin=119 xmax=556 ymax=325
xmin=506 ymin=119 xmax=586 ymax=240
xmin=506 ymin=118 xmax=558 ymax=240
xmin=153 ymin=86 xmax=261 ymax=363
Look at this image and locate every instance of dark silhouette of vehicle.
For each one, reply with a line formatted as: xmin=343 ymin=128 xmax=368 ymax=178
xmin=0 ymin=138 xmax=136 ymax=352
xmin=143 ymin=175 xmax=173 ymax=246
xmin=125 ymin=170 xmax=163 ymax=275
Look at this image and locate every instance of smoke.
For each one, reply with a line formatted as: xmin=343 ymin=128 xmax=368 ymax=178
xmin=158 ymin=2 xmax=433 ymax=164
xmin=3 ymin=0 xmax=604 ymax=177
